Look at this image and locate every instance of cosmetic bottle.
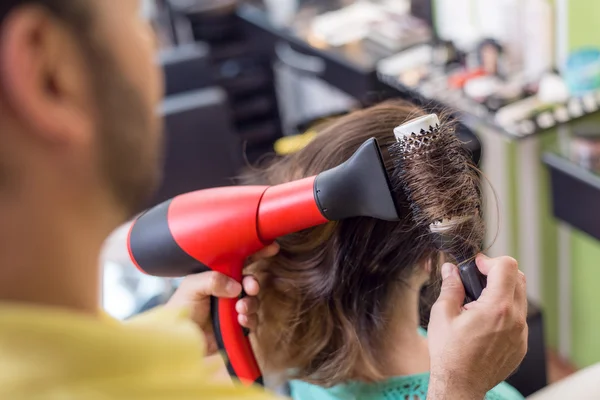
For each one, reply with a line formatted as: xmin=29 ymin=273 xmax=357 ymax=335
xmin=522 ymin=0 xmax=553 ymax=82
xmin=571 ymin=124 xmax=600 ymax=174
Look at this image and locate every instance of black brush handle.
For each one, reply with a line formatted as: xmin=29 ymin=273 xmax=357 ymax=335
xmin=459 ymin=260 xmax=487 ymax=303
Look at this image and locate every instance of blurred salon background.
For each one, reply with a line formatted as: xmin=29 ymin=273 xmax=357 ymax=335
xmin=102 ymin=0 xmax=600 ymax=395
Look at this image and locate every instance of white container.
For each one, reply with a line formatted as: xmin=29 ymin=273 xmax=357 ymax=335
xmin=433 ymin=0 xmax=477 ymax=49
xmin=522 ymin=0 xmax=553 ymax=82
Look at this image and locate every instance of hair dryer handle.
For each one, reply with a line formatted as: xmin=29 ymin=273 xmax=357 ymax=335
xmin=210 ymin=276 xmax=263 ymax=386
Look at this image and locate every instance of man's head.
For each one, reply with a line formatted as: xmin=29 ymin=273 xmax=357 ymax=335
xmin=0 ymin=0 xmax=163 ymax=226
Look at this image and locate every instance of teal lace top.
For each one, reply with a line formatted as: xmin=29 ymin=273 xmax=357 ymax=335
xmin=290 ymin=374 xmax=523 ymax=400
xmin=289 ymin=328 xmax=524 ymax=400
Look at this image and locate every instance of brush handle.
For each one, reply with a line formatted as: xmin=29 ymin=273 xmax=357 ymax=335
xmin=459 ymin=261 xmax=487 ymax=303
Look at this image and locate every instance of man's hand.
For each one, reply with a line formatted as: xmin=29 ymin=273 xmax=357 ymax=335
xmin=427 ymin=254 xmax=528 ymax=400
xmin=164 ymin=243 xmax=279 ymax=355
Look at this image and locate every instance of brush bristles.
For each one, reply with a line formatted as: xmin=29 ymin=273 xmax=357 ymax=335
xmin=395 ymin=125 xmax=442 ymax=157
xmin=388 ymin=121 xmax=483 ymax=259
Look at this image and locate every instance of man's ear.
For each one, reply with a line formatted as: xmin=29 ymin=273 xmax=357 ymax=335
xmin=0 ymin=5 xmax=93 ymax=144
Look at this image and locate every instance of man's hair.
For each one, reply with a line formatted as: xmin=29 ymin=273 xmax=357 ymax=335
xmin=0 ymin=1 xmax=90 ymax=32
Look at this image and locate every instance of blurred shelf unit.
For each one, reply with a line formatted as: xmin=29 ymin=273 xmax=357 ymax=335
xmin=236 ymin=3 xmax=414 ymax=104
xmin=236 ymin=2 xmax=482 ymax=164
xmin=544 ymin=152 xmax=600 ymax=241
xmin=173 ymin=0 xmax=284 ymax=163
xmin=378 ymin=63 xmax=600 ymax=141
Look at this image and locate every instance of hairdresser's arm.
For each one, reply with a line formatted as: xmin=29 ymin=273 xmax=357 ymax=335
xmin=426 ymin=255 xmax=528 ymax=400
xmin=164 ymin=243 xmax=280 ymax=355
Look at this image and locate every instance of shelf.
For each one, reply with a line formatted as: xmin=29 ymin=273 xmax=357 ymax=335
xmin=379 ymin=72 xmax=600 ymax=140
xmin=159 ymin=43 xmax=212 ymax=96
xmin=543 ymin=152 xmax=600 ymax=241
xmin=237 ymin=4 xmax=389 ymax=103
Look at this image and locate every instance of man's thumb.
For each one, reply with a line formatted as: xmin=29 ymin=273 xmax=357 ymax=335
xmin=433 ymin=263 xmax=465 ymax=318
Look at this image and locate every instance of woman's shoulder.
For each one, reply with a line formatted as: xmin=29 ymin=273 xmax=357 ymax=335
xmin=289 ymin=374 xmax=525 ymax=400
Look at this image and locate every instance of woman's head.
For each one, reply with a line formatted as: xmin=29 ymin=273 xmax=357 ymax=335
xmin=245 ymin=100 xmax=483 ymax=386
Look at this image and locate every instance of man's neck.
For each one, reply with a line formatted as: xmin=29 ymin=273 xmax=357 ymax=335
xmin=0 ymin=189 xmax=112 ymax=315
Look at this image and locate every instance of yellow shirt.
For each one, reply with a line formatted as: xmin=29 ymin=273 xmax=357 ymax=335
xmin=0 ymin=304 xmax=279 ymax=399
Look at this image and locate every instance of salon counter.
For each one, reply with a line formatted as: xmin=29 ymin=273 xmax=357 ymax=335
xmin=236 ymin=3 xmax=480 ymax=164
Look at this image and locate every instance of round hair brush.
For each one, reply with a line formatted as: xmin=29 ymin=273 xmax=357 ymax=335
xmin=388 ymin=114 xmax=487 ymax=303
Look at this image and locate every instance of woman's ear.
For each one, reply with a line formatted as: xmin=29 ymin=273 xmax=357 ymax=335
xmin=424 ymin=258 xmax=433 ymax=274
xmin=417 ymin=256 xmax=435 ymax=286
xmin=423 ymin=253 xmax=445 ymax=282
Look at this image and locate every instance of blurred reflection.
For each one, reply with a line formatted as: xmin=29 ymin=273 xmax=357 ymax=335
xmin=263 ymin=0 xmax=298 ymax=26
xmin=100 ymin=0 xmax=185 ymax=319
xmin=101 ymin=221 xmax=179 ymax=319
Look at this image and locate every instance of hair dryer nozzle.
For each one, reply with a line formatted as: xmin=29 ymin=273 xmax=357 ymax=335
xmin=314 ymin=138 xmax=400 ymax=221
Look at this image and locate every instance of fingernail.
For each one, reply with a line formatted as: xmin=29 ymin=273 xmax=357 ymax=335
xmin=226 ymin=280 xmax=241 ymax=295
xmin=236 ymin=301 xmax=247 ymax=314
xmin=441 ymin=263 xmax=454 ymax=279
xmin=478 ymin=253 xmax=489 ymax=260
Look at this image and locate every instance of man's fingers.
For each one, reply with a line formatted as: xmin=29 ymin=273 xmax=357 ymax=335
xmin=473 ymin=253 xmax=493 ymax=275
xmin=242 ymin=275 xmax=260 ymax=296
xmin=432 ymin=263 xmax=465 ymax=319
xmin=476 ymin=254 xmax=526 ymax=316
xmin=249 ymin=243 xmax=280 ymax=262
xmin=477 ymin=255 xmax=519 ymax=301
xmin=179 ymin=271 xmax=242 ymax=299
xmin=238 ymin=314 xmax=258 ymax=330
xmin=520 ymin=324 xmax=529 ymax=360
xmin=514 ymin=271 xmax=528 ymax=320
xmin=236 ymin=296 xmax=259 ymax=315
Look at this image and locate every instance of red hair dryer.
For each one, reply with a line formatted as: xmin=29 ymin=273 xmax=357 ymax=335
xmin=127 ymin=138 xmax=399 ymax=386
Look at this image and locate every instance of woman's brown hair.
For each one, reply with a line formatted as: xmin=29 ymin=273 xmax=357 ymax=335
xmin=243 ymin=100 xmax=483 ymax=386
